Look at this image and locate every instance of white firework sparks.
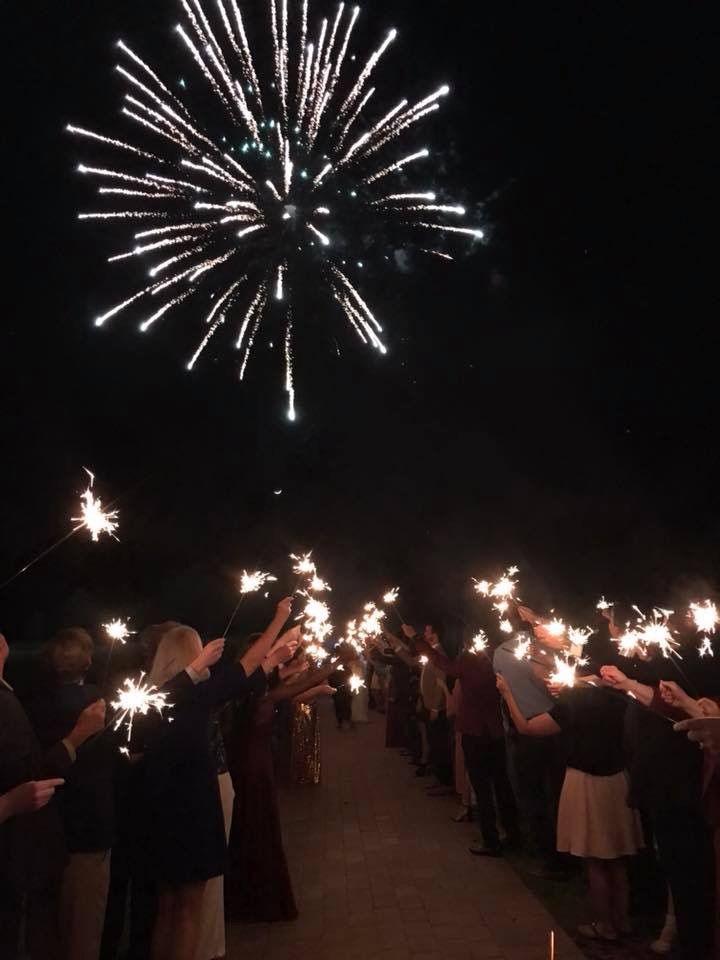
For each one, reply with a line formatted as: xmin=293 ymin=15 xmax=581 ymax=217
xmin=383 ymin=586 xmax=400 ymax=605
xmin=71 ymin=468 xmax=119 ymax=542
xmin=473 ymin=566 xmax=520 ymax=631
xmin=110 ymin=673 xmax=171 ymax=748
xmin=240 ymin=569 xmax=278 ymax=593
xmin=615 ymin=607 xmax=679 ymax=660
xmin=70 ymin=1 xmax=481 ymax=419
xmin=471 ymin=630 xmax=488 ymax=653
xmin=104 ymin=618 xmax=134 ymax=643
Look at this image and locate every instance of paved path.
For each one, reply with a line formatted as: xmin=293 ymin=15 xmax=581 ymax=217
xmin=228 ymin=705 xmax=586 ymax=960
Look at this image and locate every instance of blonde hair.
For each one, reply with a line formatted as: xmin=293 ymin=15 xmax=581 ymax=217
xmin=149 ymin=625 xmax=202 ymax=687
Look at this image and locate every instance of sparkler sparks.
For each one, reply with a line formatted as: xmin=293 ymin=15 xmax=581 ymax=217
xmin=548 ymin=651 xmax=588 ymax=689
xmin=104 ymin=619 xmax=134 ymax=643
xmin=382 ymin=587 xmax=399 ymax=605
xmin=110 ymin=673 xmax=171 ymax=748
xmin=689 ymin=600 xmax=718 ymax=657
xmin=614 ymin=607 xmax=679 ymax=659
xmin=348 ymin=674 xmax=366 ymax=694
xmin=514 ymin=637 xmax=532 ymax=661
xmin=70 ymin=1 xmax=481 ymax=419
xmin=240 ymin=569 xmax=278 ymax=593
xmin=72 ymin=469 xmax=119 ymax=542
xmin=471 ymin=631 xmax=488 ymax=653
xmin=473 ymin=566 xmax=520 ymax=631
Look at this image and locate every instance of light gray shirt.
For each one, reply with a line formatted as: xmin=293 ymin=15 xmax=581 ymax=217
xmin=493 ymin=643 xmax=554 ymax=720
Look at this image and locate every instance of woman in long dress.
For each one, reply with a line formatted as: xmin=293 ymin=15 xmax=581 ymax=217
xmin=225 ymin=652 xmax=341 ymax=922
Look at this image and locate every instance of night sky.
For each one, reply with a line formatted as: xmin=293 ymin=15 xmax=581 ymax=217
xmin=2 ymin=0 xmax=716 ymax=646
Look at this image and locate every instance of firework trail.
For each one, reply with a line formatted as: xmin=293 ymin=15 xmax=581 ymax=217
xmin=69 ymin=0 xmax=483 ymax=418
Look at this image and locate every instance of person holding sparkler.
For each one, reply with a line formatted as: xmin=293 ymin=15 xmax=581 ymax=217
xmin=493 ymin=607 xmax=569 ymax=880
xmin=496 ymin=659 xmax=643 ymax=944
xmin=225 ymin=632 xmax=349 ymax=923
xmin=409 ymin=624 xmax=521 ymax=858
xmin=130 ymin=598 xmax=293 ymax=960
xmin=600 ymin=659 xmax=717 ymax=959
xmin=0 ymin=632 xmax=106 ymax=960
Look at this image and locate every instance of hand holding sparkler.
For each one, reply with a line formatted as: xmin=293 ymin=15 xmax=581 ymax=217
xmin=190 ymin=638 xmax=226 ymax=675
xmin=659 ymin=680 xmax=703 ymax=717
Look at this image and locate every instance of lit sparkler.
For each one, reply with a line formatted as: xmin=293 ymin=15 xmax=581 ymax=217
xmin=110 ymin=673 xmax=171 ymax=748
xmin=240 ymin=569 xmax=278 ymax=594
xmin=596 ymin=597 xmax=613 ymax=612
xmin=70 ymin=1 xmax=482 ymax=419
xmin=104 ymin=618 xmax=134 ymax=643
xmin=348 ymin=674 xmax=366 ymax=694
xmin=548 ymin=651 xmax=588 ymax=689
xmin=418 ymin=654 xmax=429 ymax=665
xmin=473 ymin=566 xmax=520 ymax=632
xmin=72 ymin=468 xmax=119 ymax=541
xmin=383 ymin=587 xmax=399 ymax=605
xmin=471 ymin=631 xmax=488 ymax=653
xmin=689 ymin=600 xmax=718 ymax=657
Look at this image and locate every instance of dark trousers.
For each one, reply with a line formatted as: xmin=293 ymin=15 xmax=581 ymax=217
xmin=428 ymin=711 xmax=453 ymax=786
xmin=653 ymin=807 xmax=715 ymax=960
xmin=462 ymin=733 xmax=519 ymax=851
xmin=508 ymin=733 xmax=565 ymax=862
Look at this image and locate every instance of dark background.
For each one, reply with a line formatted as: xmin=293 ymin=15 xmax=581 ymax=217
xmin=1 ymin=0 xmax=717 ymax=648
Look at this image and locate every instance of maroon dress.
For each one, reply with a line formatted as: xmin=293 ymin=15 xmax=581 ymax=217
xmin=225 ymin=696 xmax=298 ymax=922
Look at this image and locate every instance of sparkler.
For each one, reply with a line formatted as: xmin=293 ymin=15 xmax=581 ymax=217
xmin=70 ymin=1 xmax=482 ymax=419
xmin=381 ymin=585 xmax=403 ymax=624
xmin=72 ymin=469 xmax=119 ymax=541
xmin=103 ymin=618 xmax=134 ymax=643
xmin=690 ymin=600 xmax=718 ymax=656
xmin=418 ymin=655 xmax=429 ymax=665
xmin=548 ymin=651 xmax=588 ymax=689
xmin=473 ymin=566 xmax=520 ymax=633
xmin=110 ymin=673 xmax=171 ymax=750
xmin=240 ymin=569 xmax=278 ymax=594
xmin=514 ymin=637 xmax=532 ymax=661
xmin=348 ymin=674 xmax=366 ymax=694
xmin=471 ymin=630 xmax=488 ymax=654
xmin=596 ymin=597 xmax=613 ymax=612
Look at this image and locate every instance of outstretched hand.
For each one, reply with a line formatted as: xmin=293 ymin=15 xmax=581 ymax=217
xmin=674 ymin=716 xmax=720 ymax=754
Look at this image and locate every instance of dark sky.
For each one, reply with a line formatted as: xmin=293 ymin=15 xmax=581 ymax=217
xmin=1 ymin=0 xmax=717 ymax=644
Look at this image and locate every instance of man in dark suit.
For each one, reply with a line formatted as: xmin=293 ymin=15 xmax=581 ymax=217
xmin=0 ymin=632 xmax=105 ymax=960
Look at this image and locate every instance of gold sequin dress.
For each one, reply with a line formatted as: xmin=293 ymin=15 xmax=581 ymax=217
xmin=289 ymin=702 xmax=321 ymax=785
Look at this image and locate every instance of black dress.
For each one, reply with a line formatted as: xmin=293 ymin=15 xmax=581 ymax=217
xmin=135 ymin=663 xmax=267 ymax=886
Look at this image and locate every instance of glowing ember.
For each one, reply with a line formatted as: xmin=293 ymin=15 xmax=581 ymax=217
xmin=545 ymin=619 xmax=566 ymax=638
xmin=596 ymin=597 xmax=613 ymax=611
xmin=240 ymin=569 xmax=278 ymax=594
xmin=418 ymin=655 xmax=429 ymax=665
xmin=304 ymin=641 xmax=330 ymax=665
xmin=383 ymin=587 xmax=400 ymax=605
xmin=471 ymin=631 xmax=488 ymax=653
xmin=104 ymin=618 xmax=134 ymax=643
xmin=110 ymin=673 xmax=170 ymax=747
xmin=72 ymin=468 xmax=119 ymax=541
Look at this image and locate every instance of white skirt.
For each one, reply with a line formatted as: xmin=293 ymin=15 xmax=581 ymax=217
xmin=557 ymin=767 xmax=644 ymax=860
xmin=195 ymin=772 xmax=235 ymax=960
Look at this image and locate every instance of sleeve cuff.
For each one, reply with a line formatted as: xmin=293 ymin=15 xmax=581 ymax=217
xmin=186 ymin=666 xmax=210 ymax=684
xmin=61 ymin=739 xmax=77 ymax=763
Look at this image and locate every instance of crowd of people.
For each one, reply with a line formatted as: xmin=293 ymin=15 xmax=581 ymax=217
xmin=1 ymin=594 xmax=719 ymax=960
xmin=366 ymin=605 xmax=720 ymax=960
xmin=0 ymin=598 xmax=351 ymax=960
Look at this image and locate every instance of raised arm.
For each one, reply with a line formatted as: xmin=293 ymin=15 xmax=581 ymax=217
xmin=240 ymin=597 xmax=294 ymax=676
xmin=600 ymin=665 xmax=655 ymax=708
xmin=496 ymin=675 xmax=560 ymax=737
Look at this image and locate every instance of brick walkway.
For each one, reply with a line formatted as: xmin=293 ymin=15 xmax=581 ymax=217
xmin=227 ymin=705 xmax=586 ymax=960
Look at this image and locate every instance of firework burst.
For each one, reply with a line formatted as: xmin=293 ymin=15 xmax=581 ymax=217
xmin=69 ymin=0 xmax=482 ymax=419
